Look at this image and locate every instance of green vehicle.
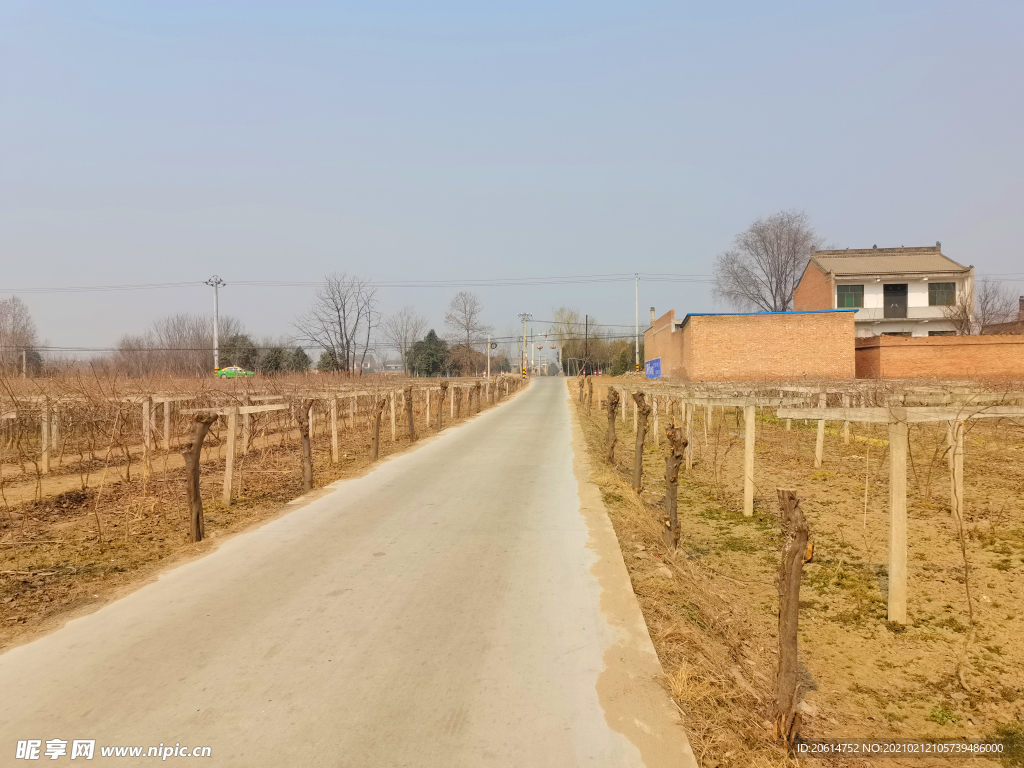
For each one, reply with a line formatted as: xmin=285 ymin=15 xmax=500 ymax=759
xmin=215 ymin=366 xmax=254 ymax=379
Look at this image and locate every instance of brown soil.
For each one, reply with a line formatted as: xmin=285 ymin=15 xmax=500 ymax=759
xmin=0 ymin=383 xmax=523 ymax=652
xmin=572 ymin=380 xmax=1024 ymax=768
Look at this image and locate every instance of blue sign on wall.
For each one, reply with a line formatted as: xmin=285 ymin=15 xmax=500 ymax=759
xmin=645 ymin=358 xmax=661 ymax=379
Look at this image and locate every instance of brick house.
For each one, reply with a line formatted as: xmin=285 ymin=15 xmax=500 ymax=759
xmin=644 ymin=308 xmax=855 ymax=381
xmin=793 ymin=244 xmax=973 ymax=338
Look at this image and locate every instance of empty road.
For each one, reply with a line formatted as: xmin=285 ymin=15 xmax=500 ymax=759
xmin=0 ymin=378 xmax=695 ymax=767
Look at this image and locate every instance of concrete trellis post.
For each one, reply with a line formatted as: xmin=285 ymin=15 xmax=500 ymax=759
xmin=888 ymin=417 xmax=909 ymax=624
xmin=164 ymin=401 xmax=172 ymax=450
xmin=842 ymin=394 xmax=851 ymax=445
xmin=40 ymin=407 xmax=51 ymax=475
xmin=142 ymin=397 xmax=153 ymax=476
xmin=390 ymin=391 xmax=397 ymax=442
xmin=331 ymin=397 xmax=339 ymax=463
xmin=223 ymin=406 xmax=239 ymax=506
xmin=743 ymin=405 xmax=755 ymax=517
xmin=814 ymin=392 xmax=826 ymax=469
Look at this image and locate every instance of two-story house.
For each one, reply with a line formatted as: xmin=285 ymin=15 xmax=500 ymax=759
xmin=792 ymin=244 xmax=973 ymax=337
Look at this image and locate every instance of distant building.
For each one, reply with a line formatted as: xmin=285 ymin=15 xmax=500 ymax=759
xmin=644 ymin=307 xmax=855 ymax=381
xmin=793 ymin=244 xmax=973 ymax=338
xmin=981 ymin=296 xmax=1024 ymax=336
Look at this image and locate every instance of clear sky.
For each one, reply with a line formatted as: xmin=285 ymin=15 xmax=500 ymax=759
xmin=2 ymin=1 xmax=1022 ymax=358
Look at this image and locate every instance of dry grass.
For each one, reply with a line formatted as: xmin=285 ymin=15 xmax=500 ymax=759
xmin=0 ymin=374 xmax=524 ymax=650
xmin=573 ymin=378 xmax=1024 ymax=768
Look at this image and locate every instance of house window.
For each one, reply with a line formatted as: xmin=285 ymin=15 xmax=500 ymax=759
xmin=836 ymin=284 xmax=864 ymax=308
xmin=928 ymin=331 xmax=956 ymax=336
xmin=928 ymin=282 xmax=956 ymax=306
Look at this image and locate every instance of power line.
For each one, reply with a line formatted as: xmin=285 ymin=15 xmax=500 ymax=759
xmin=0 ymin=272 xmax=716 ymax=295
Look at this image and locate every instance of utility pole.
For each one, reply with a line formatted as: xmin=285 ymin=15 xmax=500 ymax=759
xmin=584 ymin=314 xmax=588 ymax=376
xmin=634 ymin=273 xmax=640 ymax=373
xmin=205 ymin=275 xmax=226 ymax=372
xmin=487 ymin=334 xmax=491 ymax=378
xmin=518 ymin=313 xmax=532 ymax=378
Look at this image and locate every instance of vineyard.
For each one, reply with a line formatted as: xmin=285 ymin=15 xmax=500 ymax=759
xmin=572 ymin=376 xmax=1024 ymax=767
xmin=0 ymin=372 xmax=525 ymax=649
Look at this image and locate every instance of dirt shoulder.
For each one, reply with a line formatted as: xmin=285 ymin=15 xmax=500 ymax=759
xmin=569 ymin=381 xmax=1024 ymax=768
xmin=567 ymin=386 xmax=699 ymax=768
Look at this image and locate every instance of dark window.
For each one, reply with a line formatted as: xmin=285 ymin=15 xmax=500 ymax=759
xmin=928 ymin=331 xmax=956 ymax=336
xmin=836 ymin=284 xmax=864 ymax=308
xmin=929 ymin=282 xmax=956 ymax=306
xmin=882 ymin=332 xmax=912 ymax=337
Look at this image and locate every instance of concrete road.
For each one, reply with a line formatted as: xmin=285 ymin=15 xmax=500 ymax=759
xmin=0 ymin=378 xmax=695 ymax=767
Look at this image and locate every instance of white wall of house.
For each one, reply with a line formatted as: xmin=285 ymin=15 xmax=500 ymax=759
xmin=834 ymin=276 xmax=967 ymax=337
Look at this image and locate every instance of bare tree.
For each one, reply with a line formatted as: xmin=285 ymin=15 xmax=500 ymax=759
xmin=0 ymin=296 xmax=40 ymax=374
xmin=381 ymin=306 xmax=427 ymax=373
xmin=444 ymin=291 xmax=492 ymax=348
xmin=944 ymin=278 xmax=1020 ymax=335
xmin=293 ymin=273 xmax=379 ymax=374
xmin=112 ymin=313 xmax=245 ymax=377
xmin=713 ymin=210 xmax=824 ymax=312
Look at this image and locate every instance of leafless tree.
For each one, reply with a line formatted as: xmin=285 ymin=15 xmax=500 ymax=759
xmin=713 ymin=210 xmax=824 ymax=312
xmin=444 ymin=291 xmax=492 ymax=348
xmin=944 ymin=278 xmax=1021 ymax=335
xmin=0 ymin=296 xmax=40 ymax=374
xmin=293 ymin=273 xmax=379 ymax=374
xmin=381 ymin=306 xmax=427 ymax=373
xmin=112 ymin=313 xmax=245 ymax=376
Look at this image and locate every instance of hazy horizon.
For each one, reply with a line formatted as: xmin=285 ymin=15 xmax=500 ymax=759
xmin=3 ymin=1 xmax=1022 ymax=362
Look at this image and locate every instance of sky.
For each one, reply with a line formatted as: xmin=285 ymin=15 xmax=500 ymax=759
xmin=2 ymin=1 xmax=1022 ymax=362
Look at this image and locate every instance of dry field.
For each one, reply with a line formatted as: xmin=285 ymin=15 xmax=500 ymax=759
xmin=572 ymin=378 xmax=1024 ymax=768
xmin=0 ymin=373 xmax=523 ymax=651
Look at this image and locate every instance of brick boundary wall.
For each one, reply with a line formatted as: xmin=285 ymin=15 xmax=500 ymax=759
xmin=643 ymin=310 xmax=684 ymax=379
xmin=855 ymin=334 xmax=1024 ymax=379
xmin=680 ymin=311 xmax=855 ymax=382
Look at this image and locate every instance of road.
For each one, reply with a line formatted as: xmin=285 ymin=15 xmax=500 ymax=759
xmin=0 ymin=378 xmax=695 ymax=767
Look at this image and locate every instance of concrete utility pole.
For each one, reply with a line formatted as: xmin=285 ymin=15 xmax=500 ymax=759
xmin=205 ymin=275 xmax=226 ymax=372
xmin=518 ymin=313 xmax=532 ymax=378
xmin=487 ymin=334 xmax=491 ymax=378
xmin=634 ymin=273 xmax=640 ymax=373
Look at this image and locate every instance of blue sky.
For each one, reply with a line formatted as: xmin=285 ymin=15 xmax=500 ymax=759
xmin=2 ymin=1 xmax=1022 ymax=354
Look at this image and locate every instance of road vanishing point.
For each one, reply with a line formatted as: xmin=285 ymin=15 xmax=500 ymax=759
xmin=0 ymin=378 xmax=696 ymax=767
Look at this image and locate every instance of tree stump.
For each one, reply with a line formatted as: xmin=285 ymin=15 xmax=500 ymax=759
xmin=775 ymin=488 xmax=809 ymax=746
xmin=605 ymin=388 xmax=620 ymax=464
xmin=404 ymin=386 xmax=416 ymax=441
xmin=295 ymin=399 xmax=314 ymax=492
xmin=437 ymin=381 xmax=448 ymax=430
xmin=370 ymin=396 xmax=388 ymax=461
xmin=663 ymin=422 xmax=688 ymax=549
xmin=631 ymin=392 xmax=652 ymax=492
xmin=182 ymin=413 xmax=217 ymax=543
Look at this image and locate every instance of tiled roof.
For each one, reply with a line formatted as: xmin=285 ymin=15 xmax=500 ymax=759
xmin=810 ymin=247 xmax=970 ymax=276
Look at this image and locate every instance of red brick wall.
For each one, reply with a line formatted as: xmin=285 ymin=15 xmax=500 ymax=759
xmin=793 ymin=262 xmax=833 ymax=311
xmin=856 ymin=335 xmax=1024 ymax=379
xmin=643 ymin=310 xmax=684 ymax=379
xmin=682 ymin=312 xmax=855 ymax=381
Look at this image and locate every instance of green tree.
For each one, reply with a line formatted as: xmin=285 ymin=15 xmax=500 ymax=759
xmin=259 ymin=346 xmax=287 ymax=373
xmin=408 ymin=330 xmax=448 ymax=376
xmin=317 ymin=348 xmax=340 ymax=372
xmin=609 ymin=340 xmax=644 ymax=376
xmin=288 ymin=347 xmax=312 ymax=372
xmin=220 ymin=334 xmax=259 ymax=370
